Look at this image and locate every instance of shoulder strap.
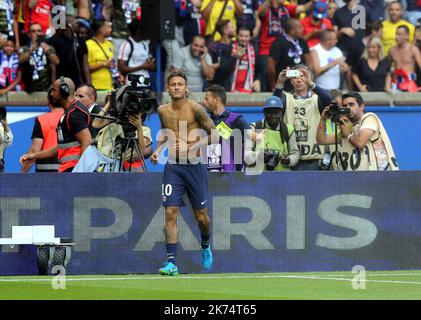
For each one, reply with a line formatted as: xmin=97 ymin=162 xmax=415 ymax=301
xmin=92 ymin=38 xmax=110 ymax=60
xmin=224 ymin=112 xmax=240 ymax=126
xmin=126 ymin=38 xmax=134 ymax=66
xmin=279 ymin=121 xmax=289 ymax=145
xmin=211 ymin=0 xmax=229 ymax=39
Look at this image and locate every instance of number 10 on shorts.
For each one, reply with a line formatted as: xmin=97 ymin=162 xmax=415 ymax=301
xmin=162 ymin=184 xmax=173 ymax=202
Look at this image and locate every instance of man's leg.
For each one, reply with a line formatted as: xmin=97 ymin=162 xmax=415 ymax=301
xmin=159 ymin=206 xmax=180 ymax=276
xmin=193 ymin=208 xmax=213 ymax=270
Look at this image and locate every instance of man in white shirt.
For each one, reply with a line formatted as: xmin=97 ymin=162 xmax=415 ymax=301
xmin=310 ymin=29 xmax=351 ymax=90
xmin=117 ymin=19 xmax=155 ymax=85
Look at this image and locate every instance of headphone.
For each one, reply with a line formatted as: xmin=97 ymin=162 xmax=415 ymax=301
xmin=59 ymin=76 xmax=69 ymax=99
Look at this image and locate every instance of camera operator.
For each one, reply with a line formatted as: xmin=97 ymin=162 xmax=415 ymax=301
xmin=244 ymin=96 xmax=299 ymax=173
xmin=274 ymin=64 xmax=332 ymax=170
xmin=316 ymin=92 xmax=399 ymax=171
xmin=92 ymin=94 xmax=153 ymax=172
xmin=0 ymin=106 xmax=13 ymax=173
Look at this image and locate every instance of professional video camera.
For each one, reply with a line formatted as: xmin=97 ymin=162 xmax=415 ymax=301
xmin=264 ymin=149 xmax=281 ymax=171
xmin=328 ymin=103 xmax=350 ymax=124
xmin=109 ymin=74 xmax=158 ymax=136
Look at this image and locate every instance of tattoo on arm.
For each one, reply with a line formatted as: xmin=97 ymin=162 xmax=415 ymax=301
xmin=194 ymin=105 xmax=215 ymax=134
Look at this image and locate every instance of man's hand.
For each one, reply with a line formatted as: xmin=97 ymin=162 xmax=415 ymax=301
xmin=280 ymin=155 xmax=290 ymax=166
xmin=128 ymin=114 xmax=142 ymax=129
xmin=298 ymin=67 xmax=313 ymax=87
xmin=339 ymin=116 xmax=353 ymax=138
xmin=20 ymin=153 xmax=36 ymax=167
xmin=150 ymin=152 xmax=159 ymax=165
xmin=321 ymin=106 xmax=330 ymax=121
xmin=41 ymin=42 xmax=49 ymax=53
xmin=276 ymin=69 xmax=288 ymax=87
xmin=340 ymin=27 xmax=356 ymax=37
xmin=252 ymin=80 xmax=261 ymax=92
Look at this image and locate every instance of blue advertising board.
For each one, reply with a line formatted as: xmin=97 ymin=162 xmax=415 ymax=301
xmin=0 ymin=172 xmax=420 ymax=275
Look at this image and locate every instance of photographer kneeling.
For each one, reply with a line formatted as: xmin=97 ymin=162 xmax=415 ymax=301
xmin=316 ymin=92 xmax=399 ymax=171
xmin=91 ymin=95 xmax=153 ymax=172
xmin=244 ymin=96 xmax=300 ymax=173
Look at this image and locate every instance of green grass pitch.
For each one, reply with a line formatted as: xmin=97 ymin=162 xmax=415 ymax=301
xmin=1 ymin=270 xmax=421 ymax=300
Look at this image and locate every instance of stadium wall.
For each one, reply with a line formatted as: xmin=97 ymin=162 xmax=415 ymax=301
xmin=0 ymin=172 xmax=420 ymax=275
xmin=4 ymin=106 xmax=421 ymax=172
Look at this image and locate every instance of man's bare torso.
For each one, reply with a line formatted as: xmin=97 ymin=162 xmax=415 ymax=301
xmin=389 ymin=43 xmax=417 ymax=73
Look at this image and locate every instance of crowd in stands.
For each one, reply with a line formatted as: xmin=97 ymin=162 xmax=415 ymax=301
xmin=1 ymin=0 xmax=421 ymax=95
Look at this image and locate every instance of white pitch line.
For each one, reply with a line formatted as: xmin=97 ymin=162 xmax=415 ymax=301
xmin=1 ymin=274 xmax=421 ymax=285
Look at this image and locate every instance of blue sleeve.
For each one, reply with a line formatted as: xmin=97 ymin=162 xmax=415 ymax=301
xmin=314 ymin=85 xmax=333 ymax=114
xmin=233 ymin=115 xmax=251 ymax=130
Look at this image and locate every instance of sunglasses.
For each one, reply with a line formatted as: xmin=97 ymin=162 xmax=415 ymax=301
xmin=30 ymin=29 xmax=43 ymax=33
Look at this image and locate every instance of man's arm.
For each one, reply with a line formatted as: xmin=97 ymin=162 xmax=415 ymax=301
xmin=339 ymin=116 xmax=376 ymax=150
xmin=201 ymin=0 xmax=216 ymax=20
xmin=21 ymin=138 xmax=43 ymax=172
xmin=286 ymin=128 xmax=300 ymax=167
xmin=233 ymin=0 xmax=245 ymax=16
xmin=82 ymin=54 xmax=92 ymax=84
xmin=74 ymin=128 xmax=92 ymax=154
xmin=201 ymin=50 xmax=215 ymax=81
xmin=192 ymin=102 xmax=217 ymax=146
xmin=150 ymin=107 xmax=168 ymax=164
xmin=316 ymin=108 xmax=336 ymax=145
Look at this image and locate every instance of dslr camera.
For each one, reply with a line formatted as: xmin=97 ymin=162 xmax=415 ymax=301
xmin=328 ymin=103 xmax=350 ymax=124
xmin=264 ymin=149 xmax=281 ymax=171
xmin=109 ymin=74 xmax=158 ymax=136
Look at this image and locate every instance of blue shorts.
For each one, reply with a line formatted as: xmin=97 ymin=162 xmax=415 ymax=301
xmin=162 ymin=163 xmax=208 ymax=209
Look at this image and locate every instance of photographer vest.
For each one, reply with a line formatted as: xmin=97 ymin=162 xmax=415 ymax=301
xmin=207 ymin=112 xmax=241 ymax=172
xmin=57 ymin=101 xmax=91 ymax=172
xmin=333 ymin=113 xmax=399 ymax=171
xmin=252 ymin=121 xmax=295 ymax=171
xmin=35 ymin=109 xmax=64 ymax=172
xmin=283 ymin=91 xmax=322 ymax=161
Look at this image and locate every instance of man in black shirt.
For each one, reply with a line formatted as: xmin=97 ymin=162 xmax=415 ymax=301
xmin=20 ymin=77 xmax=92 ymax=172
xmin=48 ymin=16 xmax=91 ymax=88
xmin=331 ymin=0 xmax=365 ymax=68
xmin=267 ymin=18 xmax=310 ymax=91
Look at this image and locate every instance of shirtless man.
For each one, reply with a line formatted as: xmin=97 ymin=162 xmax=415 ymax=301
xmin=389 ymin=25 xmax=421 ymax=91
xmin=151 ymin=70 xmax=217 ymax=276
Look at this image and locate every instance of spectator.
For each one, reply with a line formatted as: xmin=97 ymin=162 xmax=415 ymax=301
xmin=258 ymin=0 xmax=314 ymax=91
xmin=171 ymin=35 xmax=215 ymax=92
xmin=389 ymin=25 xmax=421 ymax=92
xmin=352 ymin=37 xmax=392 ymax=92
xmin=301 ymin=1 xmax=333 ymax=48
xmin=48 ymin=16 xmax=91 ymax=88
xmin=117 ymin=19 xmax=155 ymax=85
xmin=0 ymin=0 xmax=19 ymax=48
xmin=75 ymin=83 xmax=102 ymax=140
xmin=201 ymin=0 xmax=244 ymax=42
xmin=363 ymin=20 xmax=383 ymax=47
xmin=360 ymin=0 xmax=385 ymax=22
xmin=203 ymin=84 xmax=251 ymax=171
xmin=207 ymin=19 xmax=236 ymax=63
xmin=274 ymin=64 xmax=332 ymax=170
xmin=77 ymin=19 xmax=93 ymax=41
xmin=86 ymin=19 xmax=115 ymax=91
xmin=106 ymin=0 xmax=141 ymax=62
xmin=413 ymin=19 xmax=421 ymax=87
xmin=245 ymin=96 xmax=300 ymax=173
xmin=0 ymin=105 xmax=12 ymax=172
xmin=236 ymin=0 xmax=261 ymax=40
xmin=327 ymin=1 xmax=338 ymax=21
xmin=19 ymin=23 xmax=59 ymax=92
xmin=0 ymin=37 xmax=22 ymax=95
xmin=332 ymin=0 xmax=365 ymax=68
xmin=317 ymin=92 xmax=399 ymax=171
xmin=310 ymin=29 xmax=350 ymax=90
xmin=23 ymin=0 xmax=53 ymax=36
xmin=403 ymin=0 xmax=421 ymax=26
xmin=177 ymin=0 xmax=206 ymax=46
xmin=230 ymin=26 xmax=262 ymax=92
xmin=267 ymin=18 xmax=310 ymax=91
xmin=21 ymin=85 xmax=64 ymax=172
xmin=382 ymin=1 xmax=415 ymax=55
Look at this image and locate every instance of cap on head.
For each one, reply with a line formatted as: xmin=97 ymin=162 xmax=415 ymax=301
xmin=313 ymin=2 xmax=328 ymax=19
xmin=263 ymin=96 xmax=284 ymax=111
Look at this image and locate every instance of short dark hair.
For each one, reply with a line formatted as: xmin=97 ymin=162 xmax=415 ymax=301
xmin=92 ymin=19 xmax=106 ymax=34
xmin=216 ymin=19 xmax=230 ymax=35
xmin=78 ymin=83 xmax=97 ymax=100
xmin=285 ymin=18 xmax=300 ymax=34
xmin=128 ymin=19 xmax=142 ymax=37
xmin=237 ymin=26 xmax=252 ymax=35
xmin=342 ymin=92 xmax=364 ymax=106
xmin=397 ymin=24 xmax=410 ymax=35
xmin=205 ymin=85 xmax=227 ymax=105
xmin=167 ymin=70 xmax=188 ymax=85
xmin=320 ymin=29 xmax=335 ymax=42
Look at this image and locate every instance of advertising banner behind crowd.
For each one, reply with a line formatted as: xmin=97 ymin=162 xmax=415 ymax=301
xmin=0 ymin=172 xmax=420 ymax=275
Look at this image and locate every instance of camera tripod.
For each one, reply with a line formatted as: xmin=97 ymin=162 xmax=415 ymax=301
xmin=327 ymin=121 xmax=346 ymax=170
xmin=114 ymin=131 xmax=148 ymax=173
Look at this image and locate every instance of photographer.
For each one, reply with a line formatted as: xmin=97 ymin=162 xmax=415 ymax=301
xmin=316 ymin=92 xmax=399 ymax=171
xmin=244 ymin=96 xmax=299 ymax=173
xmin=274 ymin=64 xmax=332 ymax=170
xmin=19 ymin=23 xmax=59 ymax=92
xmin=92 ymin=92 xmax=153 ymax=172
xmin=0 ymin=106 xmax=12 ymax=172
